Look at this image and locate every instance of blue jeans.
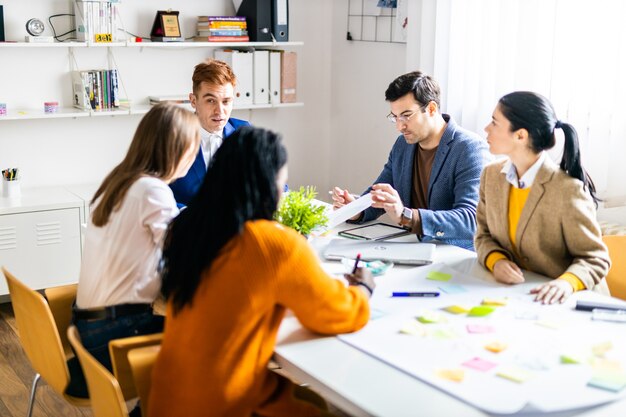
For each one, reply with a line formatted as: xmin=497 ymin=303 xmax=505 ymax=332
xmin=75 ymin=311 xmax=164 ymax=372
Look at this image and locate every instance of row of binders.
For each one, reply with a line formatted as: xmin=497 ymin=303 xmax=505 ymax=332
xmin=71 ymin=69 xmax=120 ymax=110
xmin=73 ymin=0 xmax=120 ymax=43
xmin=214 ymin=49 xmax=296 ymax=106
xmin=194 ymin=15 xmax=249 ymax=43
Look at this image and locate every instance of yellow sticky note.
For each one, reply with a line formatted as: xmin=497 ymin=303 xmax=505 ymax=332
xmin=590 ymin=357 xmax=622 ymax=372
xmin=592 ymin=341 xmax=613 ymax=357
xmin=485 ymin=341 xmax=508 ymax=353
xmin=417 ymin=311 xmax=446 ymax=324
xmin=535 ymin=320 xmax=561 ymax=329
xmin=497 ymin=366 xmax=532 ymax=383
xmin=481 ymin=297 xmax=508 ymax=306
xmin=436 ymin=369 xmax=465 ymax=382
xmin=442 ymin=305 xmax=469 ymax=314
xmin=426 ymin=271 xmax=452 ymax=281
xmin=467 ymin=306 xmax=495 ymax=317
xmin=399 ymin=320 xmax=426 ymax=336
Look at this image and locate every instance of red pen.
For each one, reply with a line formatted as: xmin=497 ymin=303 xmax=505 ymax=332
xmin=352 ymin=253 xmax=361 ymax=274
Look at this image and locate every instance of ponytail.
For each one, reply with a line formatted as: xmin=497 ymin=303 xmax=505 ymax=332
xmin=558 ymin=122 xmax=599 ymax=206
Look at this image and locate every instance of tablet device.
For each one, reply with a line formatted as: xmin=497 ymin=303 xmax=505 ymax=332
xmin=338 ymin=223 xmax=411 ymax=241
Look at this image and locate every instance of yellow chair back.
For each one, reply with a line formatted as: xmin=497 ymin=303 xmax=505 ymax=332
xmin=603 ymin=235 xmax=626 ymax=300
xmin=3 ymin=268 xmax=72 ymax=396
xmin=67 ymin=325 xmax=129 ymax=417
xmin=109 ymin=332 xmax=163 ymax=399
xmin=44 ymin=283 xmax=78 ymax=358
xmin=128 ymin=344 xmax=161 ymax=416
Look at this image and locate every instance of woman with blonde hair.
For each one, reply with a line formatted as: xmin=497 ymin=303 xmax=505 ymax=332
xmin=70 ymin=103 xmax=200 ymax=396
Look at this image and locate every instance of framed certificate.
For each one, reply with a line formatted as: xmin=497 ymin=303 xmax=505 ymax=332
xmin=150 ymin=10 xmax=182 ymax=40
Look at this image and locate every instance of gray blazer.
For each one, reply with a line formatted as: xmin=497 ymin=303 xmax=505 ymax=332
xmin=475 ymin=157 xmax=610 ymax=294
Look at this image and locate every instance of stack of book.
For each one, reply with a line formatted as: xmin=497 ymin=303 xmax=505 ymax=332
xmin=74 ymin=0 xmax=120 ymax=43
xmin=194 ymin=16 xmax=249 ymax=42
xmin=71 ymin=69 xmax=120 ymax=111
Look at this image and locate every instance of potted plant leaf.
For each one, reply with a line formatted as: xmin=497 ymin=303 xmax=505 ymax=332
xmin=275 ymin=186 xmax=328 ymax=236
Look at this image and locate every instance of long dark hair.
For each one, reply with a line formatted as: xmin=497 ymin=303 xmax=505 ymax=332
xmin=91 ymin=103 xmax=200 ymax=226
xmin=498 ymin=91 xmax=599 ymax=205
xmin=161 ymin=126 xmax=288 ymax=313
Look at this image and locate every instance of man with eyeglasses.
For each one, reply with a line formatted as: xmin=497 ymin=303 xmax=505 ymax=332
xmin=331 ymin=71 xmax=490 ymax=250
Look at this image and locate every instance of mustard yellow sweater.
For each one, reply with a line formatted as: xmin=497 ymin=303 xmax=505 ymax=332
xmin=149 ymin=220 xmax=369 ymax=417
xmin=486 ymin=186 xmax=584 ymax=291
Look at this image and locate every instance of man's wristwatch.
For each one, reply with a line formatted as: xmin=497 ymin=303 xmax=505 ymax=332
xmin=399 ymin=207 xmax=412 ymax=227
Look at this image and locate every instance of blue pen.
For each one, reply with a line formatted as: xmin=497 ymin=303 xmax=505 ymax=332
xmin=392 ymin=292 xmax=440 ymax=297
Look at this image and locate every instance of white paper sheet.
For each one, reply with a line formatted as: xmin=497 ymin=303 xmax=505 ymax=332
xmin=326 ymin=194 xmax=373 ymax=229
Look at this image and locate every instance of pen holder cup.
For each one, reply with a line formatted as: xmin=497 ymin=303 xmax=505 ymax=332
xmin=2 ymin=178 xmax=21 ymax=198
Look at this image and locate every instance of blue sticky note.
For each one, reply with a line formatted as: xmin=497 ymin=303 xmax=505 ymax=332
xmin=369 ymin=309 xmax=386 ymax=321
xmin=439 ymin=284 xmax=468 ymax=294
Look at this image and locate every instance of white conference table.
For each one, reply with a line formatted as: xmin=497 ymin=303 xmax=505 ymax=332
xmin=274 ymin=231 xmax=626 ymax=417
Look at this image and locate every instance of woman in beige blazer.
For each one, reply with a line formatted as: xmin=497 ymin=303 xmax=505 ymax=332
xmin=476 ymin=91 xmax=610 ymax=304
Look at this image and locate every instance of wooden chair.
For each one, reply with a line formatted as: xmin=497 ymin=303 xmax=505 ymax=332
xmin=603 ymin=235 xmax=626 ymax=300
xmin=128 ymin=345 xmax=161 ymax=416
xmin=67 ymin=325 xmax=129 ymax=417
xmin=44 ymin=283 xmax=78 ymax=357
xmin=109 ymin=332 xmax=163 ymax=399
xmin=2 ymin=268 xmax=89 ymax=417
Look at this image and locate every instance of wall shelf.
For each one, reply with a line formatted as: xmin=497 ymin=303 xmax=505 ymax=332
xmin=0 ymin=41 xmax=304 ymax=49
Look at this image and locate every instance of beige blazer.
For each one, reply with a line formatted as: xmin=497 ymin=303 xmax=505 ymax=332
xmin=475 ymin=158 xmax=610 ymax=294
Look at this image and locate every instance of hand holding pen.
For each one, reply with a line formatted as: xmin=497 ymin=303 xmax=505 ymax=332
xmin=345 ymin=254 xmax=376 ymax=297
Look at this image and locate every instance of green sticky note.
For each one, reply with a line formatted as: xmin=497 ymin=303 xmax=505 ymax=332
xmin=497 ymin=366 xmax=532 ymax=383
xmin=426 ymin=271 xmax=452 ymax=281
xmin=468 ymin=306 xmax=495 ymax=317
xmin=560 ymin=354 xmax=583 ymax=364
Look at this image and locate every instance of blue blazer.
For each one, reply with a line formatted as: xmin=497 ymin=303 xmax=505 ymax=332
xmin=359 ymin=115 xmax=491 ymax=250
xmin=170 ymin=117 xmax=250 ymax=206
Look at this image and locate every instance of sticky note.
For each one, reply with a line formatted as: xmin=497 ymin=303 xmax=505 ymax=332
xmin=369 ymin=309 xmax=386 ymax=321
xmin=484 ymin=341 xmax=508 ymax=353
xmin=462 ymin=357 xmax=497 ymax=372
xmin=481 ymin=298 xmax=508 ymax=306
xmin=560 ymin=354 xmax=583 ymax=364
xmin=399 ymin=320 xmax=426 ymax=336
xmin=442 ymin=305 xmax=469 ymax=314
xmin=416 ymin=311 xmax=445 ymax=324
xmin=426 ymin=271 xmax=452 ymax=281
xmin=592 ymin=341 xmax=613 ymax=357
xmin=535 ymin=320 xmax=561 ymax=329
xmin=436 ymin=369 xmax=465 ymax=382
xmin=467 ymin=306 xmax=495 ymax=317
xmin=432 ymin=328 xmax=457 ymax=340
xmin=590 ymin=358 xmax=622 ymax=372
xmin=438 ymin=284 xmax=467 ymax=294
xmin=466 ymin=324 xmax=494 ymax=334
xmin=587 ymin=371 xmax=626 ymax=393
xmin=497 ymin=366 xmax=532 ymax=383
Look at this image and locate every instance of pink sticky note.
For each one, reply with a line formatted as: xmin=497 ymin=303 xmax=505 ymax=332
xmin=466 ymin=324 xmax=495 ymax=334
xmin=462 ymin=357 xmax=497 ymax=372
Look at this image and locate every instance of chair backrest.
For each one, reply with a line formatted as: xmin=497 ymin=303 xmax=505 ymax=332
xmin=44 ymin=283 xmax=78 ymax=358
xmin=128 ymin=345 xmax=161 ymax=416
xmin=109 ymin=332 xmax=163 ymax=399
xmin=67 ymin=325 xmax=129 ymax=417
xmin=2 ymin=267 xmax=70 ymax=395
xmin=603 ymin=235 xmax=626 ymax=300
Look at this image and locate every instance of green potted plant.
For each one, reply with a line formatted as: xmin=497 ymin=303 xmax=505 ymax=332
xmin=275 ymin=186 xmax=328 ymax=236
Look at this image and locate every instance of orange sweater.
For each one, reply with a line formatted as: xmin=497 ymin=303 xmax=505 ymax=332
xmin=148 ymin=220 xmax=370 ymax=417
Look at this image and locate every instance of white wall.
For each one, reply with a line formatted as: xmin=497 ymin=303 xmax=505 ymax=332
xmin=328 ymin=0 xmax=406 ymax=196
xmin=0 ymin=0 xmax=334 ymax=194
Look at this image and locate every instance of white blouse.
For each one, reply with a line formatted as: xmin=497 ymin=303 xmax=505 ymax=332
xmin=76 ymin=176 xmax=178 ymax=308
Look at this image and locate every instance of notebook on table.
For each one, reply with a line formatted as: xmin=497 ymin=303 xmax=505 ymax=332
xmin=323 ymin=239 xmax=436 ymax=266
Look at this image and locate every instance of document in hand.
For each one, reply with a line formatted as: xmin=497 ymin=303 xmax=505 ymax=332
xmin=327 ymin=194 xmax=373 ymax=229
xmin=324 ymin=239 xmax=436 ymax=266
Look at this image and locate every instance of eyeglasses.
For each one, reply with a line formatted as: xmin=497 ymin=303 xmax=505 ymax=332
xmin=386 ymin=109 xmax=422 ymax=124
